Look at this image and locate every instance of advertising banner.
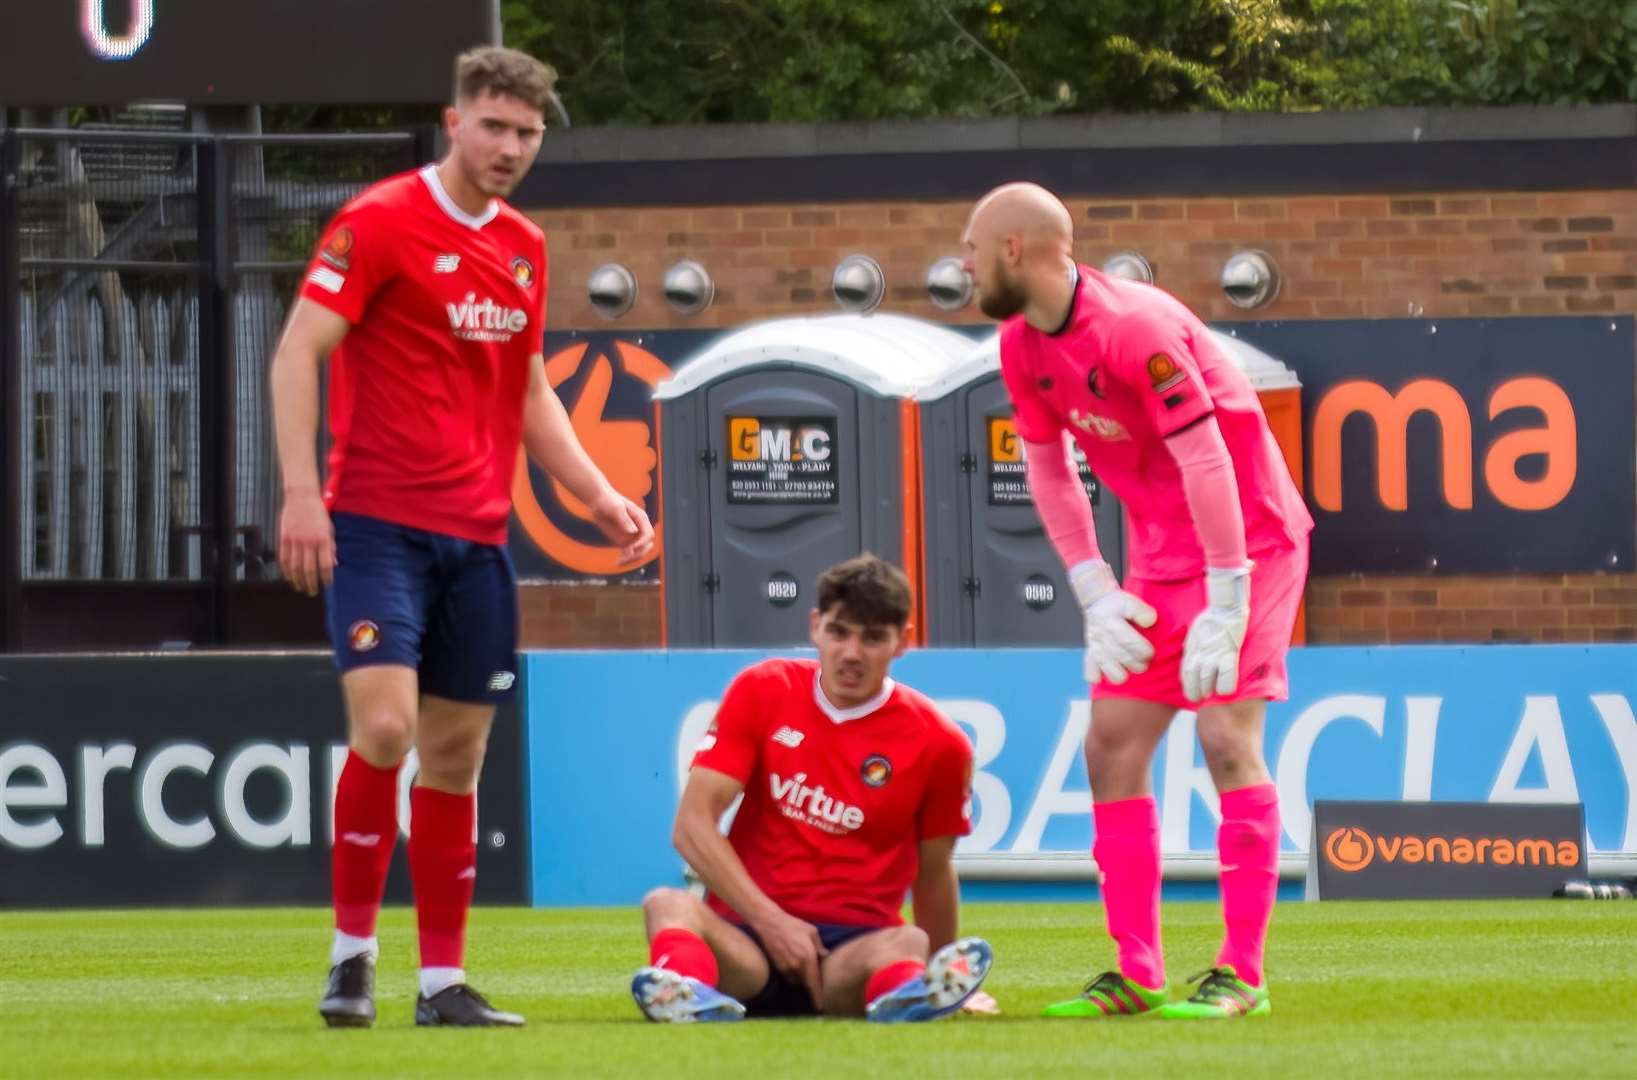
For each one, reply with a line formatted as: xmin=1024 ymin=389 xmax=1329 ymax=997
xmin=725 ymin=416 xmax=839 ymax=505
xmin=0 ymin=655 xmax=529 ymax=907
xmin=1238 ymin=317 xmax=1635 ymax=574
xmin=524 ymin=645 xmax=1637 ymax=905
xmin=985 ymin=417 xmax=1100 ymax=508
xmin=1309 ymin=800 xmax=1586 ymax=900
xmin=508 ymin=331 xmax=715 ymax=583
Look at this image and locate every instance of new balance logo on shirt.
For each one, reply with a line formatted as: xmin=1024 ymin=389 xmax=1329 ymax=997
xmin=771 ymin=726 xmax=805 ymax=748
xmin=433 ymin=254 xmax=461 ymax=273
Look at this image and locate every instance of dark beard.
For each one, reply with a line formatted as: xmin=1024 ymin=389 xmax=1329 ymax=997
xmin=978 ymin=279 xmax=1027 ymax=319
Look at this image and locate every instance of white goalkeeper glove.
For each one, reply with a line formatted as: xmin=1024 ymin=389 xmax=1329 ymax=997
xmin=1181 ymin=566 xmax=1252 ymax=703
xmin=1069 ymin=560 xmax=1157 ymax=686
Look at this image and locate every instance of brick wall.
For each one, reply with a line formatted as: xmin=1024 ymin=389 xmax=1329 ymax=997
xmin=1305 ymin=574 xmax=1637 ymax=644
xmin=530 ymin=191 xmax=1637 ymax=327
xmin=519 ymin=583 xmax=660 ymax=649
xmin=518 ymin=188 xmax=1637 ymax=648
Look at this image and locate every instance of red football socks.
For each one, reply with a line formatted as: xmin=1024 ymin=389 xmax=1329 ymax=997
xmin=865 ymin=958 xmax=927 ymax=1005
xmin=649 ymin=928 xmax=719 ymax=987
xmin=408 ymin=786 xmax=477 ymax=971
xmin=331 ymin=750 xmax=401 ymax=939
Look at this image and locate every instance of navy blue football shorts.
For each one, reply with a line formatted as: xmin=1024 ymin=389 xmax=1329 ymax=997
xmin=324 ymin=511 xmax=519 ymax=704
xmin=739 ymin=922 xmax=881 ymax=1017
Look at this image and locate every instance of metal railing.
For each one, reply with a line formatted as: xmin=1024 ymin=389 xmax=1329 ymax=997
xmin=1 ymin=128 xmax=426 ymax=647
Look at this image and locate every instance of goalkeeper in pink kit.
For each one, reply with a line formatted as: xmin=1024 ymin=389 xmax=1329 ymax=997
xmin=961 ymin=183 xmax=1312 ymax=1019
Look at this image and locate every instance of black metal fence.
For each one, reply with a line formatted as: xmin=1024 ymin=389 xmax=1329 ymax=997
xmin=0 ymin=129 xmax=426 ymax=649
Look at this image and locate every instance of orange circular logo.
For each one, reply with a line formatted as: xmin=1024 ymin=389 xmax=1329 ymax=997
xmin=348 ymin=619 xmax=380 ymax=652
xmin=1324 ymin=826 xmax=1375 ymax=872
xmin=511 ymin=340 xmax=670 ymax=575
xmin=860 ymin=755 xmax=892 ymax=787
xmin=324 ymin=227 xmax=354 ymax=260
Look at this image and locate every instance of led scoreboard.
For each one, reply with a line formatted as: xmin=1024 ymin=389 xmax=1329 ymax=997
xmin=0 ymin=1 xmax=500 ymax=105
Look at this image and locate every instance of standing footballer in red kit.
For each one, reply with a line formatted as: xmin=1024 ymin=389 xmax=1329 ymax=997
xmin=269 ymin=47 xmax=653 ymax=1029
xmin=962 ymin=184 xmax=1312 ymax=1020
xmin=630 ymin=555 xmax=994 ymax=1023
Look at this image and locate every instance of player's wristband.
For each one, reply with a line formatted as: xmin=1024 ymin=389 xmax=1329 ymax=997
xmin=1069 ymin=559 xmax=1117 ymax=609
xmin=1203 ymin=565 xmax=1251 ymax=611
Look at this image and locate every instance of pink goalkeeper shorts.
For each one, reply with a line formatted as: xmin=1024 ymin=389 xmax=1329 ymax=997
xmin=1091 ymin=541 xmax=1309 ymax=710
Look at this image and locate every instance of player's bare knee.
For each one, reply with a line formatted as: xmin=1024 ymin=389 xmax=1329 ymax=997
xmin=887 ymin=924 xmax=930 ymax=961
xmin=1084 ymin=732 xmax=1142 ymax=789
xmin=641 ymin=887 xmax=702 ymax=930
xmin=1198 ymin=725 xmax=1257 ymax=786
xmin=349 ymin=708 xmax=414 ymax=765
xmin=415 ymin=724 xmax=489 ymax=791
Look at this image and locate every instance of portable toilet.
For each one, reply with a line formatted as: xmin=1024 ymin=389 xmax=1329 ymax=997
xmin=654 ymin=314 xmax=974 ymax=646
xmin=916 ymin=327 xmax=1304 ymax=646
xmin=916 ymin=335 xmax=1124 ymax=647
xmin=1212 ymin=329 xmax=1307 ymax=643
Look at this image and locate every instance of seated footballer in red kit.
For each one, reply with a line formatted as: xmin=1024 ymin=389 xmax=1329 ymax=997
xmin=630 ymin=554 xmax=994 ymax=1023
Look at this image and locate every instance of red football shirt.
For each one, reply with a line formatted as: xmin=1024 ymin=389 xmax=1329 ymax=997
xmin=691 ymin=658 xmax=974 ymax=928
xmin=299 ymin=165 xmax=549 ymax=544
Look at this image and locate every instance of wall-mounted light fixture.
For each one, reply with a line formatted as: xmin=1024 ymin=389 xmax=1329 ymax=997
xmin=586 ymin=263 xmax=637 ymax=320
xmin=925 ymin=257 xmax=973 ymax=311
xmin=1221 ymin=250 xmax=1280 ymax=310
xmin=1102 ymin=251 xmax=1154 ymax=283
xmin=832 ymin=254 xmax=886 ymax=313
xmin=663 ymin=260 xmax=715 ymax=315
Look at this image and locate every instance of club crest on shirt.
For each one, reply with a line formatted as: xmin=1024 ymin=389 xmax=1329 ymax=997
xmin=860 ymin=754 xmax=892 ymax=787
xmin=320 ymin=226 xmax=354 ymax=271
xmin=1147 ymin=353 xmax=1186 ymax=393
xmin=348 ymin=619 xmax=380 ymax=652
xmin=510 ymin=255 xmax=535 ymax=289
xmin=1086 ymin=366 xmax=1106 ymax=399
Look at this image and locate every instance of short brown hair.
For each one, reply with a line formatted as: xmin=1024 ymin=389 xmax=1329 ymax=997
xmin=815 ymin=553 xmax=913 ymax=629
xmin=454 ymin=46 xmax=556 ymax=112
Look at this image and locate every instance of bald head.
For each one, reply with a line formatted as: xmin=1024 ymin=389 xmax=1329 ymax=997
xmin=961 ymin=182 xmax=1075 ymax=321
xmin=964 ymin=182 xmax=1074 ymax=249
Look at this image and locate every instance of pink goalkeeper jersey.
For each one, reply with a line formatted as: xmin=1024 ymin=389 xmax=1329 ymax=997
xmin=999 ymin=266 xmax=1312 ymax=581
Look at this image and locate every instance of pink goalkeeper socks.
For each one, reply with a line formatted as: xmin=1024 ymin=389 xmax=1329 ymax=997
xmin=1092 ymin=796 xmax=1165 ymax=989
xmin=1216 ymin=782 xmax=1280 ymax=987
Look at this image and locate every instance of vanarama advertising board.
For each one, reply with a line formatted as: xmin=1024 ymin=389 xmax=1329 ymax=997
xmin=1309 ymin=800 xmax=1586 ymax=899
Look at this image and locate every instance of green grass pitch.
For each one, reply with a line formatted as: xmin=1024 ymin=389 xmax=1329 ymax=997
xmin=3 ymin=900 xmax=1632 ymax=1078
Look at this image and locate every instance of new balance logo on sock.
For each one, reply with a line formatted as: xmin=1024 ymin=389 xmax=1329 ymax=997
xmin=341 ymin=832 xmax=382 ymax=847
xmin=457 ymin=867 xmax=476 ymax=881
xmin=771 ymin=726 xmax=805 ymax=748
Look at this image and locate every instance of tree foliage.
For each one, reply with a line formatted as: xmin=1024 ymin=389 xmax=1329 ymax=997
xmin=501 ymin=0 xmax=1637 ymax=125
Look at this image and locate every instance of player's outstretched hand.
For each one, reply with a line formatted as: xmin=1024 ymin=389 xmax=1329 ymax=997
xmin=751 ymin=909 xmax=828 ymax=1008
xmin=960 ymin=990 xmax=1001 ymax=1015
xmin=1181 ymin=566 xmax=1252 ymax=702
xmin=1070 ymin=560 xmax=1158 ymax=686
xmin=590 ymin=489 xmax=655 ymax=565
xmin=277 ymin=487 xmax=335 ymax=597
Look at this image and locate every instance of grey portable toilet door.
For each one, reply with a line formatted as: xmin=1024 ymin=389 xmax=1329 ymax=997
xmin=704 ymin=369 xmax=862 ymax=646
xmin=962 ymin=374 xmax=1121 ymax=645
